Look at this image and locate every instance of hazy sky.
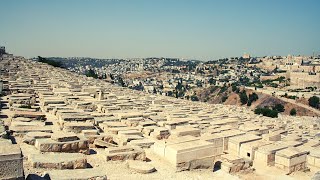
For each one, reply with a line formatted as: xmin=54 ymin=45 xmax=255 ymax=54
xmin=1 ymin=0 xmax=320 ymax=60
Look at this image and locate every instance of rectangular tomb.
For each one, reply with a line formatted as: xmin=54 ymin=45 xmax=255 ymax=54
xmin=275 ymin=147 xmax=308 ymax=174
xmin=0 ymin=144 xmax=24 ymax=180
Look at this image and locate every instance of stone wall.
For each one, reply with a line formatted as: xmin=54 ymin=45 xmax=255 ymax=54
xmin=289 ymin=72 xmax=320 ymax=88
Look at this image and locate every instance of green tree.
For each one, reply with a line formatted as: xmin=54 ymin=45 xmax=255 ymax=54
xmin=222 ymin=95 xmax=228 ymax=103
xmin=239 ymin=91 xmax=248 ymax=105
xmin=196 ymin=80 xmax=203 ymax=87
xmin=208 ymin=78 xmax=216 ymax=85
xmin=248 ymin=93 xmax=259 ymax=103
xmin=232 ymin=85 xmax=237 ymax=92
xmin=191 ymin=94 xmax=199 ymax=101
xmin=38 ymin=56 xmax=63 ymax=68
xmin=118 ymin=77 xmax=126 ymax=87
xmin=290 ymin=108 xmax=297 ymax=116
xmin=109 ymin=74 xmax=114 ymax=80
xmin=254 ymin=107 xmax=278 ymax=118
xmin=177 ymin=91 xmax=185 ymax=98
xmin=273 ymin=104 xmax=285 ymax=112
xmin=175 ymin=82 xmax=183 ymax=91
xmin=309 ymin=96 xmax=320 ymax=109
xmin=218 ymin=85 xmax=228 ymax=94
xmin=85 ymin=69 xmax=98 ymax=79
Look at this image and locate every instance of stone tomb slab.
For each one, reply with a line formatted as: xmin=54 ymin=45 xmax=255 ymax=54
xmin=29 ymin=153 xmax=87 ymax=169
xmin=60 ymin=114 xmax=94 ymax=122
xmin=10 ymin=126 xmax=53 ymax=134
xmin=275 ymin=147 xmax=308 ymax=174
xmin=128 ymin=139 xmax=155 ymax=148
xmin=63 ymin=122 xmax=95 ymax=133
xmin=153 ymin=135 xmax=200 ymax=157
xmin=10 ymin=121 xmax=45 ymax=127
xmin=228 ymin=134 xmax=262 ymax=156
xmin=105 ymin=146 xmax=146 ymax=161
xmin=170 ymin=127 xmax=201 ymax=137
xmin=0 ymin=144 xmax=24 ymax=180
xmin=35 ymin=138 xmax=89 ymax=154
xmin=46 ymin=167 xmax=107 ymax=180
xmin=165 ymin=139 xmax=215 ymax=165
xmin=308 ymin=148 xmax=320 ymax=168
xmin=12 ymin=111 xmax=46 ymax=120
xmin=118 ymin=130 xmax=143 ymax=136
xmin=99 ymin=122 xmax=127 ymax=130
xmin=51 ymin=132 xmax=80 ymax=142
xmin=127 ymin=160 xmax=156 ymax=174
xmin=23 ymin=132 xmax=52 ymax=145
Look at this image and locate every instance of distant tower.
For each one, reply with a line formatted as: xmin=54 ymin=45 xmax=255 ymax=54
xmin=243 ymin=53 xmax=250 ymax=59
xmin=286 ymin=54 xmax=293 ymax=68
xmin=0 ymin=46 xmax=5 ymax=55
xmin=138 ymin=63 xmax=143 ymax=71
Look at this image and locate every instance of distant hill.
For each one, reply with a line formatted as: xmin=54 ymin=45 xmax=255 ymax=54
xmin=196 ymin=86 xmax=318 ymax=117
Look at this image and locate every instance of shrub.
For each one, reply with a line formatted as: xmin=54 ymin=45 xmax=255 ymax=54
xmin=254 ymin=107 xmax=278 ymax=118
xmin=248 ymin=93 xmax=259 ymax=105
xmin=309 ymin=96 xmax=320 ymax=109
xmin=288 ymin=95 xmax=297 ymax=100
xmin=85 ymin=69 xmax=98 ymax=79
xmin=208 ymin=78 xmax=216 ymax=85
xmin=222 ymin=96 xmax=228 ymax=102
xmin=232 ymin=85 xmax=237 ymax=92
xmin=273 ymin=104 xmax=285 ymax=112
xmin=290 ymin=108 xmax=297 ymax=116
xmin=191 ymin=95 xmax=199 ymax=101
xmin=239 ymin=91 xmax=248 ymax=105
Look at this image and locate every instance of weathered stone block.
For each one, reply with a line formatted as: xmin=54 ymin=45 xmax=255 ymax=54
xmin=35 ymin=138 xmax=89 ymax=154
xmin=29 ymin=153 xmax=87 ymax=169
xmin=127 ymin=160 xmax=156 ymax=174
xmin=105 ymin=146 xmax=146 ymax=161
xmin=46 ymin=167 xmax=107 ymax=180
xmin=0 ymin=144 xmax=24 ymax=180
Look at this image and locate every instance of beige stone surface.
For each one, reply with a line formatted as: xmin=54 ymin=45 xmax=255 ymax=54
xmin=0 ymin=58 xmax=317 ymax=180
xmin=127 ymin=160 xmax=156 ymax=174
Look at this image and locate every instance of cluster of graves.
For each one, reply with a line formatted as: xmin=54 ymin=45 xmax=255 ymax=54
xmin=0 ymin=57 xmax=319 ymax=179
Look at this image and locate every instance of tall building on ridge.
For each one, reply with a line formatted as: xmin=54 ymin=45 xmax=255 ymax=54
xmin=0 ymin=46 xmax=6 ymax=55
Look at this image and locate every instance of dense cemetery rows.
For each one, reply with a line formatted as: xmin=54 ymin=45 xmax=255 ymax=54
xmin=0 ymin=57 xmax=319 ymax=180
